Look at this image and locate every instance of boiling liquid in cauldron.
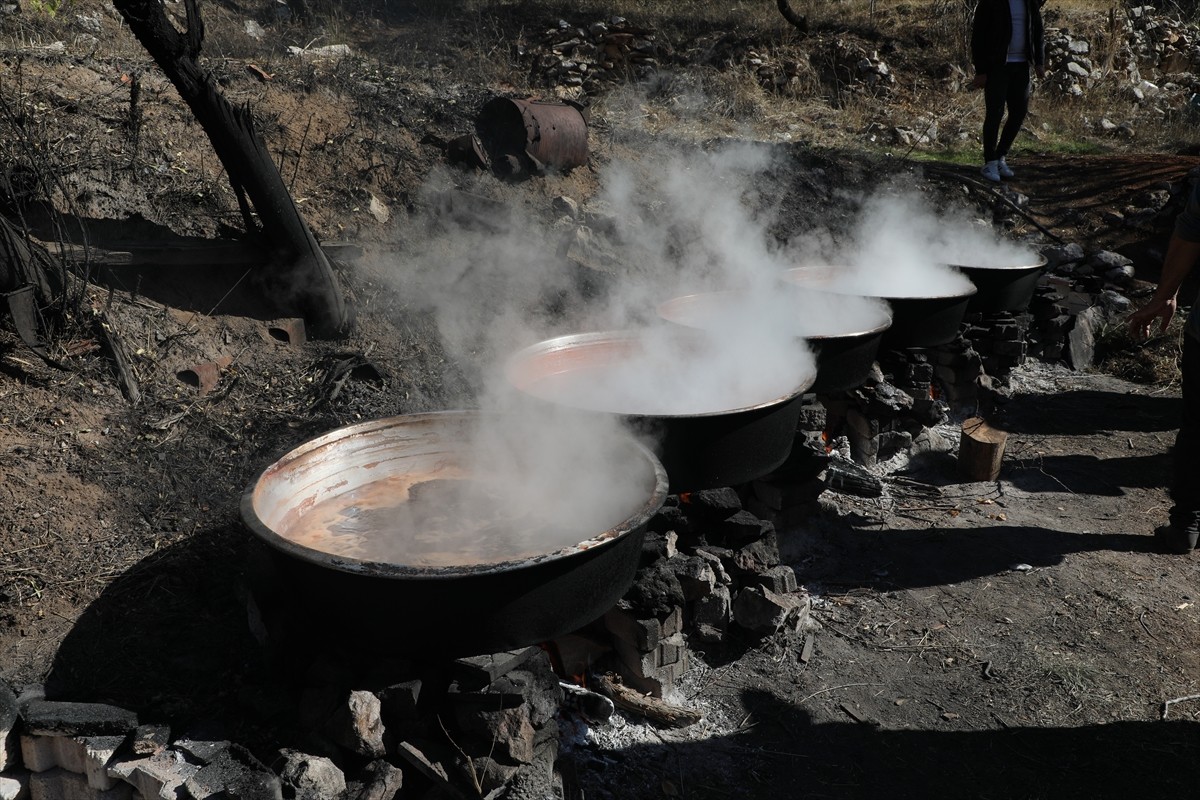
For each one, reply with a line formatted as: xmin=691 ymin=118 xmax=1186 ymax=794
xmin=523 ymin=347 xmax=808 ymax=416
xmin=280 ymin=473 xmax=621 ymax=568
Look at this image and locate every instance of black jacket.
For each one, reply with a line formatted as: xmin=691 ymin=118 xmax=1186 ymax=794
xmin=971 ymin=0 xmax=1045 ymax=74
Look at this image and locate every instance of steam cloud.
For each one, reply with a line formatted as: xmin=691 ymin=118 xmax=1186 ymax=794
xmin=340 ymin=139 xmax=1038 ymax=565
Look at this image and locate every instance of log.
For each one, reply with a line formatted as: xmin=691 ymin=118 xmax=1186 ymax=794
xmin=593 ymin=673 xmax=701 ymax=728
xmin=958 ymin=416 xmax=1008 ymax=482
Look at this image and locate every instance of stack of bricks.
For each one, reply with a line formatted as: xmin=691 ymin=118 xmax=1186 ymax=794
xmin=0 ymin=682 xmax=282 ymax=800
xmin=602 ymin=605 xmax=688 ymax=698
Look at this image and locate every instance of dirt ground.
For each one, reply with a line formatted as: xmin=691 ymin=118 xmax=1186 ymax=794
xmin=4 ymin=2 xmax=1200 ymax=798
xmin=567 ymin=361 xmax=1200 ymax=799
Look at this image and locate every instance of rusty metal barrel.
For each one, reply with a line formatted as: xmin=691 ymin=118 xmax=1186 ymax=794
xmin=476 ymin=97 xmax=589 ymax=174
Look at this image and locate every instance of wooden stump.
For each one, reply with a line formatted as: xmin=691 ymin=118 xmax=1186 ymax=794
xmin=958 ymin=416 xmax=1008 ymax=482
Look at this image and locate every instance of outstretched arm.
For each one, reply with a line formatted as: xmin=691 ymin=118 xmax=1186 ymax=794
xmin=1128 ymin=234 xmax=1200 ymax=337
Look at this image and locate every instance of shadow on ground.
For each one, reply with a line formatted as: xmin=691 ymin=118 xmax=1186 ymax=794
xmin=1003 ymin=451 xmax=1172 ymax=495
xmin=1000 ymin=389 xmax=1181 ymax=435
xmin=785 ymin=524 xmax=1157 ymax=592
xmin=568 ymin=688 xmax=1200 ymax=800
xmin=45 ymin=526 xmax=281 ymax=748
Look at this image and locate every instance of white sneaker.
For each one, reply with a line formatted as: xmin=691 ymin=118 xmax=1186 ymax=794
xmin=997 ymin=157 xmax=1015 ymax=178
xmin=981 ymin=160 xmax=1001 ymax=182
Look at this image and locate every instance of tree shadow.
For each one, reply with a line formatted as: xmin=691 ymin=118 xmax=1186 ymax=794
xmin=785 ymin=523 xmax=1156 ymax=592
xmin=1000 ymin=389 xmax=1181 ymax=435
xmin=20 ymin=205 xmax=280 ymax=318
xmin=1004 ymin=452 xmax=1172 ymax=495
xmin=45 ymin=526 xmax=280 ymax=747
xmin=567 ymin=688 xmax=1200 ymax=800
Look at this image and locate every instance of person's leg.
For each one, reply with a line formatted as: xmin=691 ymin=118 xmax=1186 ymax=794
xmin=1169 ymin=331 xmax=1200 ymax=543
xmin=981 ymin=68 xmax=1009 ymax=164
xmin=995 ymin=62 xmax=1032 ymax=159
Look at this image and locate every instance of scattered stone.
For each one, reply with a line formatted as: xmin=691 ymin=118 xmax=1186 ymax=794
xmin=329 ymin=690 xmax=386 ymax=759
xmin=1044 ymin=242 xmax=1085 ymax=269
xmin=276 ymin=748 xmax=347 ymax=800
xmin=732 ymin=586 xmax=811 ymax=634
xmin=183 ymin=744 xmax=283 ymax=800
xmin=1067 ymin=306 xmax=1102 ymax=370
xmin=130 ymin=724 xmax=170 ymax=757
xmin=346 ymin=759 xmax=404 ymax=800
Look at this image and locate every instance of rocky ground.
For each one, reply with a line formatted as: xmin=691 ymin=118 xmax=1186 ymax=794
xmin=3 ymin=1 xmax=1200 ymax=798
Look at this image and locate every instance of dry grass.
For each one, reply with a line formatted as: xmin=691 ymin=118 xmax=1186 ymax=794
xmin=1095 ymin=313 xmax=1187 ymax=387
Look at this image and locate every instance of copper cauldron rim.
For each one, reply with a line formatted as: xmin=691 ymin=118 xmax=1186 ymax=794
xmin=505 ymin=328 xmax=816 ymax=419
xmin=240 ymin=409 xmax=669 ymax=580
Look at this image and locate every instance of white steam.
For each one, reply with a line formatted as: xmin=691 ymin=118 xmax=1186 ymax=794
xmin=783 ymin=186 xmax=1038 ymax=297
xmin=337 ymin=142 xmax=1039 ymax=566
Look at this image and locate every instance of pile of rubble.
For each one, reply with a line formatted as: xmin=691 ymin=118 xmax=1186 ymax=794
xmin=523 ymin=17 xmax=665 ymax=98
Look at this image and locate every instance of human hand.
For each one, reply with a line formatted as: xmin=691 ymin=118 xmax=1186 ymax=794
xmin=1128 ymin=296 xmax=1177 ymax=338
xmin=971 ymin=73 xmax=987 ymax=89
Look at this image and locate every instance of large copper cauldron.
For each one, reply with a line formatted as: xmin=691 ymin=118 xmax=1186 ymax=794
xmin=656 ymin=289 xmax=893 ymax=394
xmin=948 ymin=255 xmax=1049 ymax=313
xmin=505 ymin=329 xmax=816 ymax=492
xmin=782 ymin=266 xmax=977 ymax=349
xmin=240 ymin=411 xmax=667 ymax=657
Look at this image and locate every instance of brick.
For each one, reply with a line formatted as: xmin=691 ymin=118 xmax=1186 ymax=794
xmin=28 ymin=768 xmax=131 ymax=800
xmin=603 ymin=607 xmax=660 ymax=652
xmin=80 ymin=737 xmax=125 ymax=790
xmin=19 ymin=736 xmax=58 ymax=773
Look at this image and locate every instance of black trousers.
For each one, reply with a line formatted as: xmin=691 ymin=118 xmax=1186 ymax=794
xmin=981 ymin=62 xmax=1031 ymax=163
xmin=1171 ymin=331 xmax=1199 ymax=528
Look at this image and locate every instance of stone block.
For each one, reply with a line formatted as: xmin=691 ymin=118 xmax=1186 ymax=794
xmin=108 ymin=750 xmax=198 ymax=800
xmin=20 ymin=703 xmax=136 ymax=739
xmin=79 ymin=737 xmax=124 ymax=791
xmin=670 ymin=556 xmax=716 ymax=602
xmin=451 ymin=648 xmax=541 ymax=691
xmin=692 ymin=584 xmax=732 ymax=629
xmin=749 ymin=565 xmax=798 ymax=594
xmin=603 ymin=606 xmax=660 ymax=652
xmin=714 ymin=510 xmax=767 ymax=545
xmin=732 ymin=586 xmax=811 ymax=634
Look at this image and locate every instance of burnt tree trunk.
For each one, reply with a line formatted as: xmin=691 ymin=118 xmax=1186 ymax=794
xmin=112 ymin=0 xmax=349 ymax=338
